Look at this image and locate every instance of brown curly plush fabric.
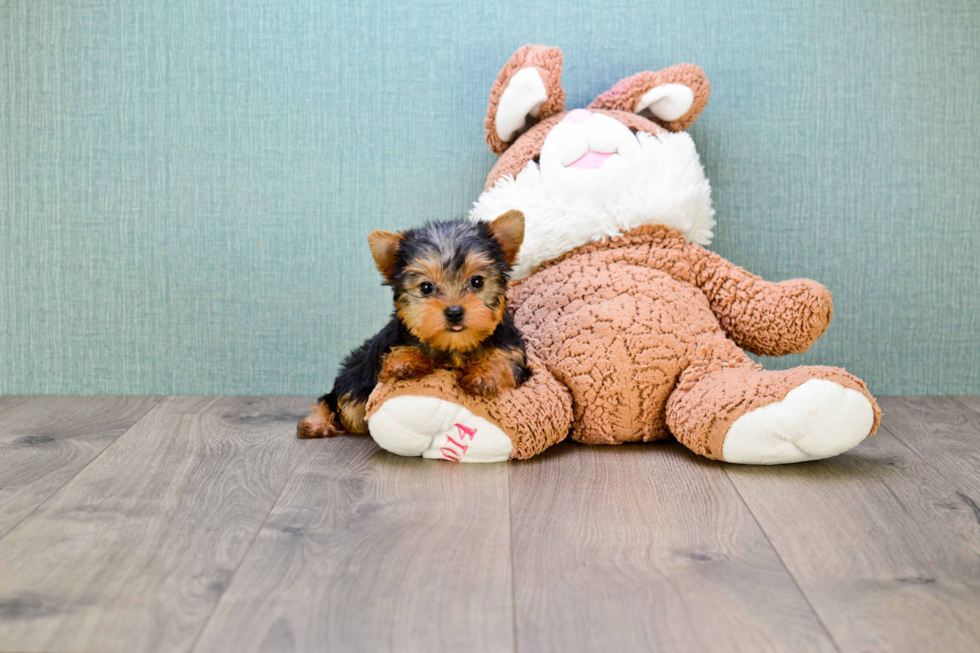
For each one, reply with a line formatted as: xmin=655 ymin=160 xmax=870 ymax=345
xmin=507 ymin=225 xmax=881 ymax=451
xmin=365 ymin=352 xmax=572 ymax=460
xmin=364 ymin=223 xmax=879 ymax=460
xmin=588 ymin=64 xmax=711 ymax=132
xmin=363 ymin=46 xmax=879 ymax=462
xmin=667 ymin=363 xmax=880 ymax=459
xmin=484 ymin=45 xmax=566 ymax=156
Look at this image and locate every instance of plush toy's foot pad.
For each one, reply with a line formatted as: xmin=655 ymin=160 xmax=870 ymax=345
xmin=723 ymin=379 xmax=875 ymax=465
xmin=368 ymin=395 xmax=513 ymax=463
xmin=364 ymin=353 xmax=573 ymax=461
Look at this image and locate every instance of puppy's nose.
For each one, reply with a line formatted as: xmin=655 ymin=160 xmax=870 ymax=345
xmin=444 ymin=306 xmax=465 ymax=323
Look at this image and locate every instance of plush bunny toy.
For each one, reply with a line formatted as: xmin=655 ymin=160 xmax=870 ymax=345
xmin=363 ymin=45 xmax=880 ymax=464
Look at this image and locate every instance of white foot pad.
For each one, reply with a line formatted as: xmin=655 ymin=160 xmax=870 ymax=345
xmin=368 ymin=395 xmax=513 ymax=463
xmin=722 ymin=379 xmax=874 ymax=465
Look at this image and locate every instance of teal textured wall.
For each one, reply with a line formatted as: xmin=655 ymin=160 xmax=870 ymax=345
xmin=1 ymin=0 xmax=978 ymax=395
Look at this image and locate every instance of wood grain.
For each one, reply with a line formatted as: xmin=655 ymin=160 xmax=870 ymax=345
xmin=192 ymin=436 xmax=513 ymax=653
xmin=2 ymin=396 xmax=979 ymax=653
xmin=0 ymin=396 xmax=309 ymax=653
xmin=724 ymin=429 xmax=980 ymax=653
xmin=508 ymin=441 xmax=835 ymax=653
xmin=877 ymin=396 xmax=980 ymax=496
xmin=956 ymin=396 xmax=980 ymax=413
xmin=0 ymin=395 xmax=161 ymax=539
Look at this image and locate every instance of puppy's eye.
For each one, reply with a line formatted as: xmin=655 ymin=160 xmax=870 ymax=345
xmin=419 ymin=282 xmax=435 ymax=296
xmin=469 ymin=276 xmax=484 ymax=289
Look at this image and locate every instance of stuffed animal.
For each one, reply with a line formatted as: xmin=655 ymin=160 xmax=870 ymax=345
xmin=364 ymin=45 xmax=880 ymax=464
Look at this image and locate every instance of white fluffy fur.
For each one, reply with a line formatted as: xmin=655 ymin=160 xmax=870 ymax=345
xmin=470 ymin=123 xmax=715 ymax=279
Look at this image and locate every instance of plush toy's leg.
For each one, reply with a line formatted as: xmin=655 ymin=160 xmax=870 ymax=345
xmin=364 ymin=353 xmax=572 ymax=462
xmin=368 ymin=395 xmax=514 ymax=462
xmin=666 ymin=336 xmax=880 ymax=464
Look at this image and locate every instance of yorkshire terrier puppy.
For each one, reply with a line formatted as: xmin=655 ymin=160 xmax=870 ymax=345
xmin=297 ymin=210 xmax=530 ymax=439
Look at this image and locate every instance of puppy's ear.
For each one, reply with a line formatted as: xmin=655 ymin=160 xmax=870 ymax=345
xmin=488 ymin=210 xmax=525 ymax=266
xmin=367 ymin=230 xmax=402 ymax=280
xmin=485 ymin=45 xmax=566 ymax=156
xmin=588 ymin=64 xmax=710 ymax=132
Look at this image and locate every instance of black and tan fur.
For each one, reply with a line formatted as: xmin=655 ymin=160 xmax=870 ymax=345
xmin=297 ymin=211 xmax=530 ymax=439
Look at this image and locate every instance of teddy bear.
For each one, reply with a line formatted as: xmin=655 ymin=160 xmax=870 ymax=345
xmin=362 ymin=45 xmax=880 ymax=464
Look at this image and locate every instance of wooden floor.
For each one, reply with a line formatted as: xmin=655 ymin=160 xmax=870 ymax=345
xmin=0 ymin=396 xmax=979 ymax=652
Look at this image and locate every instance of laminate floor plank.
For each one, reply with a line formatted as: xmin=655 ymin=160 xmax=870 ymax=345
xmin=0 ymin=396 xmax=309 ymax=653
xmin=955 ymin=395 xmax=980 ymax=413
xmin=509 ymin=441 xmax=835 ymax=653
xmin=3 ymin=396 xmax=978 ymax=653
xmin=0 ymin=395 xmax=161 ymax=539
xmin=192 ymin=436 xmax=514 ymax=653
xmin=876 ymin=396 xmax=980 ymax=497
xmin=723 ymin=426 xmax=980 ymax=653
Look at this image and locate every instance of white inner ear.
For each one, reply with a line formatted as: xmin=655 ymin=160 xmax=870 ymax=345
xmin=495 ymin=67 xmax=548 ymax=143
xmin=635 ymin=83 xmax=694 ymax=122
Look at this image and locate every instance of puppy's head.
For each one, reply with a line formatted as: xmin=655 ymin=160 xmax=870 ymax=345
xmin=368 ymin=211 xmax=524 ymax=352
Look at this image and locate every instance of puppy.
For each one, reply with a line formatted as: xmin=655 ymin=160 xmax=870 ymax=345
xmin=297 ymin=211 xmax=530 ymax=438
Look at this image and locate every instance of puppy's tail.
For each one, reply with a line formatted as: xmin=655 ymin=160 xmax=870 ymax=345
xmin=297 ymin=393 xmax=344 ymax=438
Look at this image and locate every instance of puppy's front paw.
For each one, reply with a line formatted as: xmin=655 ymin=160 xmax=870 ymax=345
xmin=379 ymin=346 xmax=435 ymax=383
xmin=459 ymin=371 xmax=501 ymax=397
xmin=459 ymin=349 xmax=522 ymax=398
xmin=459 ymin=366 xmax=514 ymax=398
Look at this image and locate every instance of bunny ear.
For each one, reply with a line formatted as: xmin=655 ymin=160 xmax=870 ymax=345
xmin=485 ymin=45 xmax=566 ymax=155
xmin=588 ymin=64 xmax=710 ymax=132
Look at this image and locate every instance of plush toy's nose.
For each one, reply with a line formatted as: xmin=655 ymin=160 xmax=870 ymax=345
xmin=563 ymin=108 xmax=593 ymax=124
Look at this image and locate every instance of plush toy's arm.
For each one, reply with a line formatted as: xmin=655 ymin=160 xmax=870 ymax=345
xmin=686 ymin=243 xmax=833 ymax=356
